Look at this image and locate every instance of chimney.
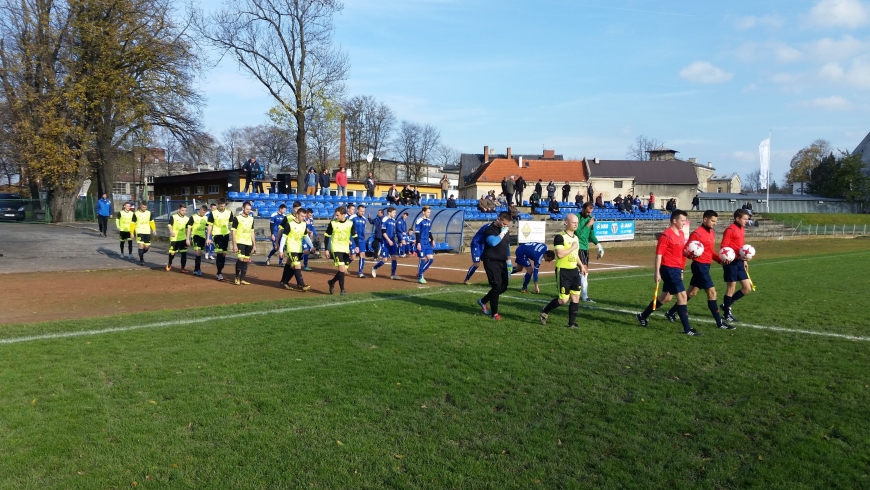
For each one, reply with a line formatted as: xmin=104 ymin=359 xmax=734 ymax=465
xmin=506 ymin=147 xmax=512 ymax=159
xmin=543 ymin=149 xmax=555 ymax=159
xmin=518 ymin=156 xmax=523 ymax=168
xmin=707 ymin=162 xmax=712 ymax=167
xmin=594 ymin=157 xmax=600 ymax=164
xmin=688 ymin=157 xmax=696 ymax=164
xmin=484 ymin=146 xmax=489 ymax=164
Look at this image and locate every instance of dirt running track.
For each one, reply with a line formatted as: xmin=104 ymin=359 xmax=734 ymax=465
xmin=0 ymin=251 xmax=645 ymax=325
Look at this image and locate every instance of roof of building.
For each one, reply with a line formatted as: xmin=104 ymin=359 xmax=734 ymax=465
xmin=647 ymin=147 xmax=678 ymax=153
xmin=588 ymin=159 xmax=699 ymax=185
xmin=698 ymin=192 xmax=846 ymax=202
xmin=460 ymin=152 xmax=563 ymax=185
xmin=708 ymin=173 xmax=739 ymax=181
xmin=467 ymin=157 xmax=587 ymax=185
xmin=153 ymin=169 xmax=240 ymax=184
xmin=854 ymin=131 xmax=870 ymax=164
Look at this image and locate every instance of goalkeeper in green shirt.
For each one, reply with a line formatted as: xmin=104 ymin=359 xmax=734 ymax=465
xmin=575 ymin=202 xmax=604 ymax=303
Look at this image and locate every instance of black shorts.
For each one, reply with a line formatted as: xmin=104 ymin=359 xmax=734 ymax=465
xmin=557 ymin=267 xmax=582 ymax=300
xmin=723 ymin=260 xmax=749 ymax=283
xmin=192 ymin=235 xmax=206 ymax=251
xmin=483 ymin=259 xmax=509 ymax=294
xmin=332 ymin=252 xmax=351 ymax=267
xmin=119 ymin=231 xmax=131 ymax=241
xmin=136 ymin=233 xmax=151 ymax=246
xmin=689 ymin=262 xmax=714 ymax=290
xmin=579 ymin=249 xmax=589 ymax=266
xmin=237 ymin=243 xmax=253 ymax=259
xmin=660 ymin=266 xmax=686 ymax=295
xmin=287 ymin=252 xmax=304 ymax=267
xmin=213 ymin=235 xmax=230 ymax=253
xmin=169 ymin=240 xmax=188 ymax=254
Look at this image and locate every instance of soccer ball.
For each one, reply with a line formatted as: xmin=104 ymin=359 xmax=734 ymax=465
xmin=740 ymin=244 xmax=756 ymax=260
xmin=684 ymin=240 xmax=705 ymax=258
xmin=719 ymin=246 xmax=736 ymax=263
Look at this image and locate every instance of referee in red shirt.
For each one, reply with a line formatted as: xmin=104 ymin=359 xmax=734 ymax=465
xmin=664 ymin=210 xmax=735 ymax=330
xmin=635 ymin=209 xmax=702 ymax=336
xmin=720 ymin=209 xmax=753 ymax=322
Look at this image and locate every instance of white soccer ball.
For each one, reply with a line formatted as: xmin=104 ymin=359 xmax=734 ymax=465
xmin=739 ymin=244 xmax=756 ymax=260
xmin=719 ymin=246 xmax=736 ymax=263
xmin=684 ymin=240 xmax=705 ymax=258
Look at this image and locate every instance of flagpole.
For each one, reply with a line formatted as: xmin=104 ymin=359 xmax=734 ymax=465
xmin=766 ymin=130 xmax=771 ymax=213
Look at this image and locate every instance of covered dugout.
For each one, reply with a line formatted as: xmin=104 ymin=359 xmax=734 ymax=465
xmin=360 ymin=205 xmax=464 ymax=253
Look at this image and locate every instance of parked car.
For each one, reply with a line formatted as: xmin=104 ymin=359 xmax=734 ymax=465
xmin=0 ymin=193 xmax=26 ymax=221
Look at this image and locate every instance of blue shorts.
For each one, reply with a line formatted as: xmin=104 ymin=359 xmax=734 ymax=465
xmin=380 ymin=242 xmax=399 ymax=257
xmin=515 ymin=254 xmax=532 ymax=268
xmin=470 ymin=245 xmax=482 ymax=263
xmin=689 ymin=262 xmax=715 ymax=290
xmin=723 ymin=260 xmax=748 ymax=283
xmin=417 ymin=245 xmax=434 ymax=257
xmin=352 ymin=237 xmax=366 ymax=254
xmin=660 ymin=266 xmax=686 ymax=295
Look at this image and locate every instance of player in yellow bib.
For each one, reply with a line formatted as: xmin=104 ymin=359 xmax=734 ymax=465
xmin=130 ymin=201 xmax=156 ymax=266
xmin=324 ymin=206 xmax=357 ymax=295
xmin=277 ymin=207 xmax=311 ymax=291
xmin=185 ymin=204 xmax=209 ymax=277
xmin=539 ymin=214 xmax=586 ymax=329
xmin=206 ymin=198 xmax=234 ymax=281
xmin=115 ymin=202 xmax=134 ymax=259
xmin=166 ymin=204 xmax=193 ymax=273
xmin=231 ymin=201 xmax=257 ymax=285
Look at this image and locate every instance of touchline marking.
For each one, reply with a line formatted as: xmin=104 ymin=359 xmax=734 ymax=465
xmin=394 ymin=263 xmax=637 ymax=274
xmin=0 ymin=290 xmax=454 ymax=345
xmin=465 ymin=290 xmax=870 ymax=342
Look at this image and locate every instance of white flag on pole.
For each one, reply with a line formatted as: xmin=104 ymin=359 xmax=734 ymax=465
xmin=758 ymin=137 xmax=770 ymax=189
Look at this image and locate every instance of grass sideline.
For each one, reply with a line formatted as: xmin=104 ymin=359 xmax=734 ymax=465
xmin=1 ymin=251 xmax=869 ymax=488
xmin=764 ymin=213 xmax=870 ymax=226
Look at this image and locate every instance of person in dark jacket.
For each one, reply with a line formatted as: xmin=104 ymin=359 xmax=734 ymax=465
xmin=319 ymin=169 xmax=331 ymax=196
xmin=548 ymin=199 xmax=561 ymax=214
xmin=446 ymin=195 xmax=457 ymax=208
xmin=251 ymin=159 xmax=264 ymax=193
xmin=242 ymin=157 xmax=254 ymax=193
xmin=692 ymin=194 xmax=700 ymax=210
xmin=476 ymin=212 xmax=513 ymax=321
xmin=96 ymin=193 xmax=112 ymax=237
xmin=546 ymin=181 xmax=556 ymax=201
xmin=534 ymin=179 xmax=543 ymax=197
xmin=561 ymin=182 xmax=571 ymax=202
xmin=515 ymin=176 xmax=526 ymax=206
xmin=529 ymin=191 xmax=541 ymax=214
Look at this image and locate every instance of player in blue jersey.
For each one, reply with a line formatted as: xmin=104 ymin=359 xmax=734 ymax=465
xmin=265 ymin=203 xmax=287 ymax=266
xmin=372 ymin=206 xmax=402 ymax=280
xmin=415 ymin=206 xmax=436 ymax=284
xmin=368 ymin=209 xmax=384 ymax=258
xmin=396 ymin=212 xmax=409 ymax=257
xmin=513 ymin=242 xmax=556 ymax=294
xmin=302 ymin=208 xmax=317 ymax=271
xmin=350 ymin=204 xmax=368 ymax=278
xmin=463 ymin=223 xmax=490 ymax=285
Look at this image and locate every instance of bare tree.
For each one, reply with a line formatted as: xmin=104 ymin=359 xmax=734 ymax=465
xmin=392 ymin=121 xmax=440 ymax=181
xmin=435 ymin=144 xmax=460 ymax=168
xmin=343 ymin=95 xmax=395 ymax=178
xmin=221 ymin=127 xmax=247 ymax=169
xmin=178 ymin=132 xmax=222 ymax=169
xmin=198 ymin=0 xmax=349 ymax=191
xmin=248 ymin=124 xmax=297 ymax=174
xmin=742 ymin=169 xmax=761 ymax=192
xmin=626 ymin=135 xmax=664 ymax=160
xmin=306 ymin=104 xmax=340 ymax=172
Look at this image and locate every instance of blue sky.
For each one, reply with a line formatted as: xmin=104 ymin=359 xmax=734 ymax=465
xmin=200 ymin=0 xmax=870 ymax=183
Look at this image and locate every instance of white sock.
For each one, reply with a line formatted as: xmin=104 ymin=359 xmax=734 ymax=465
xmin=581 ymin=273 xmax=589 ymax=300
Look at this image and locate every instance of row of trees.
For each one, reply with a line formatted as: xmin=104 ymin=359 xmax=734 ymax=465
xmin=786 ymin=139 xmax=868 ymax=202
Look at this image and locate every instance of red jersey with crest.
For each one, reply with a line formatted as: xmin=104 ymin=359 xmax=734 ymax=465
xmin=689 ymin=225 xmax=721 ymax=265
xmin=656 ymin=227 xmax=687 ymax=269
xmin=720 ymin=223 xmax=745 ymax=254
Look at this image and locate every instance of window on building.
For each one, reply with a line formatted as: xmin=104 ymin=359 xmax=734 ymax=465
xmin=112 ymin=182 xmax=127 ymax=195
xmin=147 ymin=176 xmax=154 ymax=184
xmin=614 ymin=181 xmax=623 ymax=188
xmin=181 ymin=187 xmax=190 ymax=195
xmin=718 ymin=187 xmax=722 ymax=193
xmin=194 ymin=186 xmax=204 ymax=195
xmin=208 ymin=185 xmax=219 ymax=194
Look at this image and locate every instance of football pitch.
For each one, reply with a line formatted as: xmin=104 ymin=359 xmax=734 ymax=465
xmin=2 ymin=246 xmax=869 ymax=488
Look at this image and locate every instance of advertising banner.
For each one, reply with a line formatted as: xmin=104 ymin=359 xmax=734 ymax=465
xmin=517 ymin=220 xmax=547 ymax=243
xmin=594 ymin=220 xmax=635 ymax=241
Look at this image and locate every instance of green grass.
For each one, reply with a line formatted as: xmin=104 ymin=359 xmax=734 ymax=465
xmin=764 ymin=213 xmax=870 ymax=227
xmin=2 ymin=249 xmax=870 ymax=488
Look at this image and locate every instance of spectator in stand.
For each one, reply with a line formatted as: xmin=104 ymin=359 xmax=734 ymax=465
xmin=691 ymin=194 xmax=700 ymax=210
xmin=635 ymin=195 xmax=645 ymax=213
xmin=305 ymin=167 xmax=318 ymax=195
xmin=529 ymin=191 xmax=541 ymax=214
xmin=561 ymin=181 xmax=571 ymax=202
xmin=497 ymin=193 xmax=508 ymax=207
xmin=534 ymin=179 xmax=543 ymax=198
xmin=546 ymin=181 xmax=557 ymax=201
xmin=478 ymin=194 xmax=496 ymax=212
xmin=587 ymin=183 xmax=594 ymax=203
xmin=515 ymin=175 xmax=526 ymax=206
xmin=399 ymin=185 xmax=411 ymax=205
xmin=614 ymin=195 xmax=624 ymax=212
xmin=446 ymin=195 xmax=457 ymax=208
xmin=440 ymin=174 xmax=450 ymax=199
xmin=595 ymin=193 xmax=603 ymax=208
xmin=386 ymin=184 xmax=399 ymax=204
xmin=365 ymin=172 xmax=376 ymax=198
xmin=665 ymin=198 xmax=676 ymax=212
xmin=500 ymin=177 xmax=508 ymax=199
xmin=412 ymin=186 xmax=421 ymax=206
xmin=575 ymin=191 xmax=583 ymax=207
xmin=242 ymin=157 xmax=254 ymax=193
xmin=251 ymin=159 xmax=265 ymax=193
xmin=624 ymin=193 xmax=633 ymax=213
xmin=648 ymin=192 xmax=656 ymax=210
xmin=548 ymin=198 xmax=561 ymax=214
xmin=319 ymin=168 xmax=331 ymax=196
xmin=335 ymin=167 xmax=348 ymax=197
xmin=504 ymin=175 xmax=516 ymax=205
xmin=742 ymin=201 xmax=753 ymax=216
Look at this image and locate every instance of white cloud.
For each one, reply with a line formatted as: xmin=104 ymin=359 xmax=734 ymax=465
xmin=678 ymin=61 xmax=733 ymax=83
xmin=807 ymin=36 xmax=870 ymax=62
xmin=808 ymin=0 xmax=869 ymax=28
xmin=819 ymin=62 xmax=846 ymax=80
xmin=734 ymin=14 xmax=783 ymax=30
xmin=802 ymin=95 xmax=853 ymax=110
xmin=774 ymin=44 xmax=804 ymax=63
xmin=845 ymin=55 xmax=870 ymax=87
